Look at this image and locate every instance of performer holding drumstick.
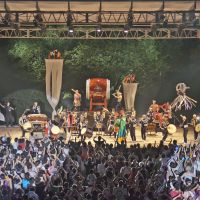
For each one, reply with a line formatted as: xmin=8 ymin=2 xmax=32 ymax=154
xmin=71 ymin=89 xmax=81 ymax=111
xmin=112 ymin=86 xmax=123 ymax=112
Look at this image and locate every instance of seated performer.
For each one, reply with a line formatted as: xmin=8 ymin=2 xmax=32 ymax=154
xmin=71 ymin=89 xmax=81 ymax=111
xmin=31 ymin=102 xmax=41 ymax=114
xmin=112 ymin=89 xmax=123 ymax=112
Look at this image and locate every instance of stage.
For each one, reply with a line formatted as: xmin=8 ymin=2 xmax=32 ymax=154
xmin=0 ymin=125 xmax=197 ymax=147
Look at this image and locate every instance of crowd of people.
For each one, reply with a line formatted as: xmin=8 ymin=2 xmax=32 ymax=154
xmin=0 ymin=131 xmax=200 ymax=200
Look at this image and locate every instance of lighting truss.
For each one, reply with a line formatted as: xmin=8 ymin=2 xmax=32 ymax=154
xmin=0 ymin=28 xmax=199 ymax=39
xmin=0 ymin=0 xmax=199 ymax=39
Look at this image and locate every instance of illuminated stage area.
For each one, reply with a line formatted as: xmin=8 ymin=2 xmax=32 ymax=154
xmin=0 ymin=1 xmax=200 ymax=200
xmin=0 ymin=125 xmax=198 ymax=147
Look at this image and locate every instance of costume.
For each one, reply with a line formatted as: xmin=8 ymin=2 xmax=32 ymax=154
xmin=140 ymin=116 xmax=148 ymax=140
xmin=31 ymin=104 xmax=41 ymax=114
xmin=181 ymin=117 xmax=188 ymax=143
xmin=161 ymin=121 xmax=169 ymax=141
xmin=129 ymin=117 xmax=137 ymax=142
xmin=115 ymin=116 xmax=126 ymax=143
xmin=73 ymin=92 xmax=81 ymax=111
xmin=191 ymin=116 xmax=198 ymax=141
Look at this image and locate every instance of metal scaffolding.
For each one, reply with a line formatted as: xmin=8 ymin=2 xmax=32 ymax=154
xmin=0 ymin=0 xmax=199 ymax=39
xmin=0 ymin=28 xmax=199 ymax=39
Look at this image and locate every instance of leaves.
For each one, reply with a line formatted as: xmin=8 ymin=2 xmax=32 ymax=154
xmin=8 ymin=38 xmax=184 ymax=93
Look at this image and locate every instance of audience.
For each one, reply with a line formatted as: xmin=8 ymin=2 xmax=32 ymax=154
xmin=0 ymin=135 xmax=199 ymax=200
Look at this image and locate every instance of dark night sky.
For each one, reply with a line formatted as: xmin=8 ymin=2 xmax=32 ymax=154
xmin=0 ymin=39 xmax=200 ymax=116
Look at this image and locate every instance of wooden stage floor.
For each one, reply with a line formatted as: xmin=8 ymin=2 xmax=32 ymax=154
xmin=0 ymin=126 xmax=198 ymax=147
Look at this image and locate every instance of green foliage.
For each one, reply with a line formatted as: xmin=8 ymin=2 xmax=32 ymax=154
xmin=8 ymin=38 xmax=185 ymax=93
xmin=64 ymin=40 xmax=171 ymax=91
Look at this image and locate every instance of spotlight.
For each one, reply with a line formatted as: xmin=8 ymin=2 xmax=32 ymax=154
xmin=68 ymin=25 xmax=74 ymax=33
xmin=124 ymin=24 xmax=130 ymax=33
xmin=96 ymin=24 xmax=102 ymax=32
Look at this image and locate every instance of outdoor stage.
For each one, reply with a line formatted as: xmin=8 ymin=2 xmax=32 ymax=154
xmin=0 ymin=125 xmax=198 ymax=147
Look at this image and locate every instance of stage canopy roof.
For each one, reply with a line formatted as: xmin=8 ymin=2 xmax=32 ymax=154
xmin=0 ymin=0 xmax=199 ymax=39
xmin=0 ymin=1 xmax=199 ymax=12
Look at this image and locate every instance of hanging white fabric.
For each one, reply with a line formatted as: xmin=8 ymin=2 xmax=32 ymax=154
xmin=123 ymin=83 xmax=138 ymax=111
xmin=45 ymin=59 xmax=63 ymax=119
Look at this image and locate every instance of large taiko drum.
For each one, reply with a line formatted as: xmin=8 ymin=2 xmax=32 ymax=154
xmin=86 ymin=78 xmax=110 ymax=100
xmin=86 ymin=78 xmax=110 ymax=110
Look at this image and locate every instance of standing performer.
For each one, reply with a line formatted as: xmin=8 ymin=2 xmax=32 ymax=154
xmin=180 ymin=115 xmax=188 ymax=144
xmin=191 ymin=114 xmax=198 ymax=141
xmin=112 ymin=88 xmax=123 ymax=112
xmin=31 ymin=102 xmax=41 ymax=114
xmin=149 ymin=100 xmax=159 ymax=113
xmin=71 ymin=89 xmax=81 ymax=111
xmin=129 ymin=113 xmax=137 ymax=142
xmin=0 ymin=101 xmax=15 ymax=127
xmin=140 ymin=114 xmax=148 ymax=141
xmin=115 ymin=112 xmax=127 ymax=144
xmin=160 ymin=119 xmax=169 ymax=142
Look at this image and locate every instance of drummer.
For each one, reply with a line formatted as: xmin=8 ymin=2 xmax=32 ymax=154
xmin=160 ymin=119 xmax=169 ymax=142
xmin=180 ymin=115 xmax=189 ymax=144
xmin=191 ymin=114 xmax=198 ymax=141
xmin=140 ymin=114 xmax=148 ymax=141
xmin=31 ymin=102 xmax=41 ymax=114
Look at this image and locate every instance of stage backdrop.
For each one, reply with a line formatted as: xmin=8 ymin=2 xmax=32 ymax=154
xmin=123 ymin=83 xmax=138 ymax=111
xmin=45 ymin=59 xmax=63 ymax=118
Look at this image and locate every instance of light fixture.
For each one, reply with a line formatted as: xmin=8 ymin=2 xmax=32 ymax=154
xmin=68 ymin=25 xmax=74 ymax=33
xmin=124 ymin=24 xmax=130 ymax=33
xmin=96 ymin=24 xmax=102 ymax=32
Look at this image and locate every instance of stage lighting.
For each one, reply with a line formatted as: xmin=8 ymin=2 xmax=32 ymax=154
xmin=124 ymin=24 xmax=130 ymax=33
xmin=68 ymin=25 xmax=74 ymax=33
xmin=96 ymin=25 xmax=102 ymax=32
